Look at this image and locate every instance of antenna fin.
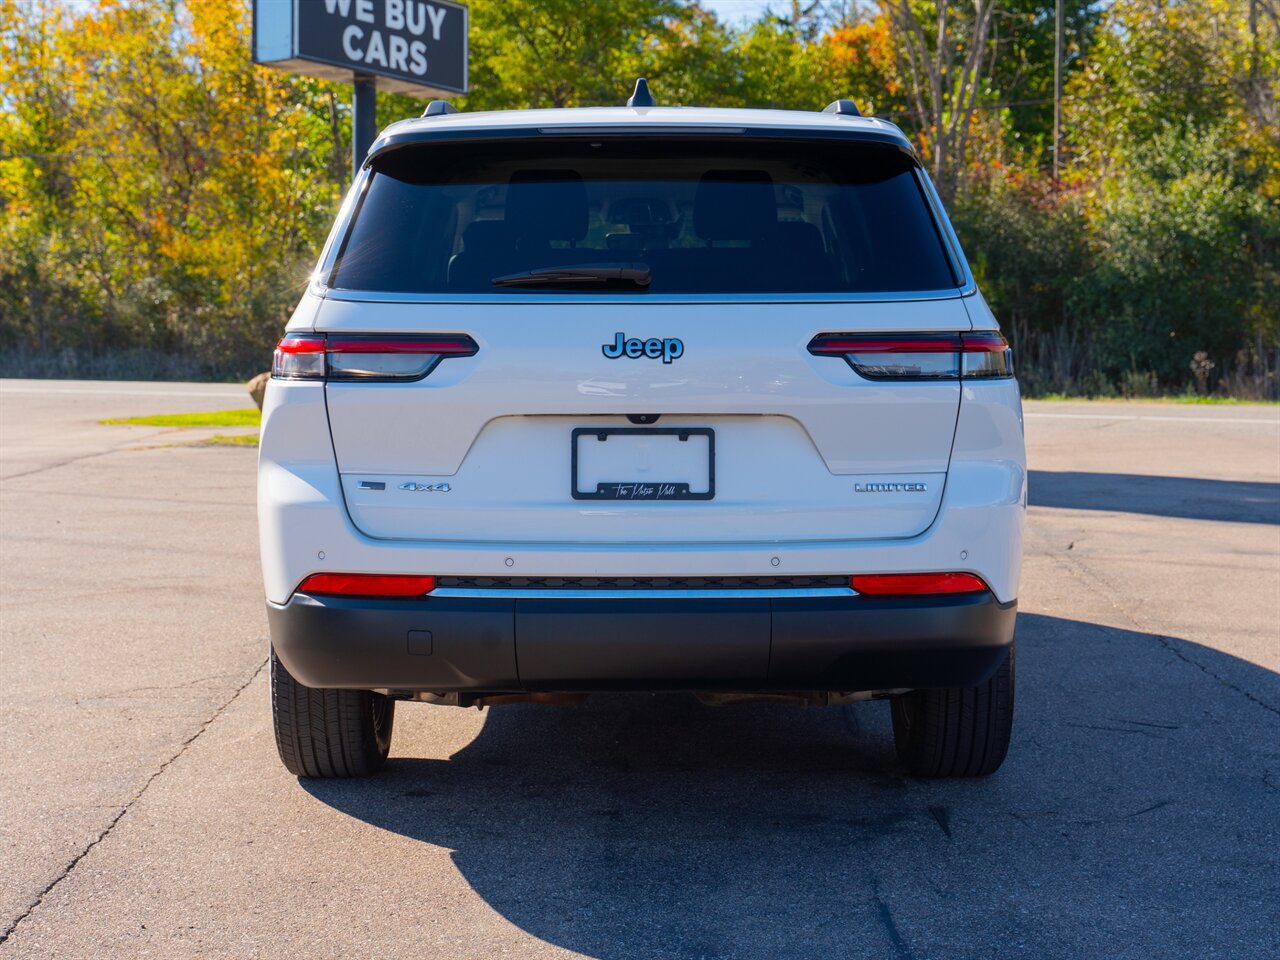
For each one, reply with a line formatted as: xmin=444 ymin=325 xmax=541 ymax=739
xmin=422 ymin=100 xmax=458 ymax=117
xmin=822 ymin=99 xmax=861 ymax=117
xmin=627 ymin=78 xmax=656 ymax=108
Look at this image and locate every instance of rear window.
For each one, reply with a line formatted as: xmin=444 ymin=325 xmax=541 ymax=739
xmin=329 ymin=137 xmax=960 ymax=295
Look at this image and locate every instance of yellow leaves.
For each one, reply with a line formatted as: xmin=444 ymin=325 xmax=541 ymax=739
xmin=826 ymin=19 xmax=895 ymax=73
xmin=2 ymin=0 xmax=341 ymax=337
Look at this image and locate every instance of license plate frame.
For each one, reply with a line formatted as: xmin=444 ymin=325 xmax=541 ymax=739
xmin=571 ymin=427 xmax=715 ymax=501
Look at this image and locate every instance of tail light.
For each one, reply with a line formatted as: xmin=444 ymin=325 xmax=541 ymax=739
xmin=808 ymin=333 xmax=1013 ymax=381
xmin=297 ymin=573 xmax=437 ymax=598
xmin=851 ymin=573 xmax=989 ymax=595
xmin=273 ymin=333 xmax=478 ymax=382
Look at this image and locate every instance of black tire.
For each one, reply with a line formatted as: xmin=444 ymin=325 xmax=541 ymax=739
xmin=270 ymin=646 xmax=394 ymax=778
xmin=890 ymin=643 xmax=1015 ymax=778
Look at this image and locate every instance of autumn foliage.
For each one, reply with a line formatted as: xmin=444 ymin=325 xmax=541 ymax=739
xmin=1 ymin=0 xmax=1276 ymax=394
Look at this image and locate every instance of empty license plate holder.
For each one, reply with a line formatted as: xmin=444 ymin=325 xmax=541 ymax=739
xmin=571 ymin=427 xmax=715 ymax=501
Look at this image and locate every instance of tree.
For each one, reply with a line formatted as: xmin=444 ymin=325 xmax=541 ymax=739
xmin=881 ymin=0 xmax=998 ymax=200
xmin=983 ymin=0 xmax=1101 ymax=158
xmin=0 ymin=0 xmax=342 ymax=375
xmin=1 ymin=0 xmax=1276 ymax=394
xmin=1064 ymin=0 xmax=1278 ymax=188
xmin=459 ymin=0 xmax=731 ymax=110
xmin=823 ymin=14 xmax=906 ymax=118
xmin=1077 ymin=123 xmax=1279 ymax=391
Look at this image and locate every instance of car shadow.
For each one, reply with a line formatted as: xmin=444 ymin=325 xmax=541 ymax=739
xmin=1028 ymin=470 xmax=1280 ymax=524
xmin=301 ymin=614 xmax=1280 ymax=960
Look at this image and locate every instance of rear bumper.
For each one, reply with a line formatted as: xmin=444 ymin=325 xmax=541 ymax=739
xmin=267 ymin=591 xmax=1016 ymax=693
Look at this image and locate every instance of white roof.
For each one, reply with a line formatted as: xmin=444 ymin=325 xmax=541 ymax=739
xmin=377 ymin=105 xmax=906 ymax=140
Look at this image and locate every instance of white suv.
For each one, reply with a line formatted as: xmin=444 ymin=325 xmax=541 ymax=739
xmin=259 ymin=90 xmax=1025 ymax=780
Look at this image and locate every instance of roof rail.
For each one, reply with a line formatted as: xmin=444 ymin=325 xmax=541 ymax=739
xmin=822 ymin=99 xmax=861 ymax=117
xmin=422 ymin=99 xmax=458 ymax=118
xmin=627 ymin=77 xmax=656 ymax=108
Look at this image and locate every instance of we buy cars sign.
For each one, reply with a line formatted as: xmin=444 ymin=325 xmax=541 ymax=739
xmin=253 ymin=0 xmax=468 ymax=96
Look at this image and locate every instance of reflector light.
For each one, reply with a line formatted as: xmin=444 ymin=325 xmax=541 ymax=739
xmin=297 ymin=573 xmax=437 ymax=598
xmin=851 ymin=572 xmax=989 ymax=595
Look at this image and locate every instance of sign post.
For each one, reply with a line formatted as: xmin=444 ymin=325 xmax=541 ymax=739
xmin=252 ymin=0 xmax=469 ymax=178
xmin=352 ymin=75 xmax=378 ymax=179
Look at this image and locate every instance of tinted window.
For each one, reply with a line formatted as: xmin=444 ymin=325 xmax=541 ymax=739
xmin=330 ymin=137 xmax=959 ymax=294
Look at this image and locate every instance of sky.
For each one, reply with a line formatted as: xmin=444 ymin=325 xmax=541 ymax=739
xmin=50 ymin=0 xmax=792 ymax=32
xmin=51 ymin=0 xmax=787 ymax=29
xmin=701 ymin=0 xmax=778 ymax=25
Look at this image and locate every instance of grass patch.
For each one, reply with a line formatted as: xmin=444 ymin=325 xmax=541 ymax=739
xmin=101 ymin=408 xmax=261 ymax=427
xmin=204 ymin=433 xmax=258 ymax=446
xmin=1169 ymin=394 xmax=1279 ymax=405
xmin=1028 ymin=394 xmax=1278 ymax=405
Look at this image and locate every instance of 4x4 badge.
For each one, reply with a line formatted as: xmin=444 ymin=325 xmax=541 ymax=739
xmin=399 ymin=482 xmax=451 ymax=493
xmin=602 ymin=332 xmax=684 ymax=364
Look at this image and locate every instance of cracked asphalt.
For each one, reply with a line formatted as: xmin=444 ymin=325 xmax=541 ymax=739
xmin=1 ymin=378 xmax=1278 ymax=959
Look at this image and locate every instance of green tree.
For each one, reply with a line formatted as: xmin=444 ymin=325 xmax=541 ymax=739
xmin=1065 ymin=0 xmax=1279 ymax=177
xmin=2 ymin=0 xmax=1276 ymax=395
xmin=1078 ymin=124 xmax=1280 ymax=390
xmin=459 ymin=0 xmax=732 ymax=109
xmin=983 ymin=0 xmax=1101 ymax=158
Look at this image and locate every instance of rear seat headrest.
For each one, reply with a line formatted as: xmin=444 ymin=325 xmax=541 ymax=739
xmin=504 ymin=170 xmax=588 ymax=242
xmin=694 ymin=170 xmax=778 ymax=241
xmin=459 ymin=219 xmax=509 ymax=251
xmin=772 ymin=220 xmax=825 ymax=256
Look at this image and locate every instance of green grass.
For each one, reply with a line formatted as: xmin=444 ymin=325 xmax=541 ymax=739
xmin=1169 ymin=394 xmax=1279 ymax=405
xmin=101 ymin=408 xmax=261 ymax=427
xmin=1029 ymin=394 xmax=1278 ymax=405
xmin=204 ymin=433 xmax=259 ymax=446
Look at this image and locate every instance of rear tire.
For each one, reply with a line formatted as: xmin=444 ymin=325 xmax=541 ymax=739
xmin=890 ymin=643 xmax=1014 ymax=778
xmin=270 ymin=646 xmax=394 ymax=778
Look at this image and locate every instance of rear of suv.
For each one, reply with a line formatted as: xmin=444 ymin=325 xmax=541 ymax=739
xmin=259 ymin=91 xmax=1025 ymax=780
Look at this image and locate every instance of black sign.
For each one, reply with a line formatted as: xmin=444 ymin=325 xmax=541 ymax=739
xmin=253 ymin=0 xmax=468 ymax=95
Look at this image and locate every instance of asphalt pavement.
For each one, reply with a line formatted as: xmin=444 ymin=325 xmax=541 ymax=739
xmin=1 ymin=379 xmax=1277 ymax=959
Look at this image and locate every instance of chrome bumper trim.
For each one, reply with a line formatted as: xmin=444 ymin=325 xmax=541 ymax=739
xmin=428 ymin=587 xmax=859 ymax=600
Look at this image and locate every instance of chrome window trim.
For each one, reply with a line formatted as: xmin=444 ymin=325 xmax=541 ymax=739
xmin=429 ymin=586 xmax=858 ymax=599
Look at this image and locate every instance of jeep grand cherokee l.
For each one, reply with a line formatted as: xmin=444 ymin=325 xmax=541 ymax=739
xmin=259 ymin=91 xmax=1025 ymax=780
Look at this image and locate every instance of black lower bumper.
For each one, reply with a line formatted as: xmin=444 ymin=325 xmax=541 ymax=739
xmin=267 ymin=591 xmax=1016 ymax=693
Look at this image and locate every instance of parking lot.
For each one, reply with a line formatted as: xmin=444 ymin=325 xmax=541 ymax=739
xmin=1 ymin=379 xmax=1277 ymax=959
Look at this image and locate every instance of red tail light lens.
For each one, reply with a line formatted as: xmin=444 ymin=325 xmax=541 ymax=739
xmin=959 ymin=333 xmax=1014 ymax=379
xmin=808 ymin=333 xmax=1013 ymax=381
xmin=297 ymin=573 xmax=437 ymax=598
xmin=272 ymin=334 xmax=478 ymax=382
xmin=272 ymin=333 xmax=326 ymax=380
xmin=851 ymin=573 xmax=989 ymax=595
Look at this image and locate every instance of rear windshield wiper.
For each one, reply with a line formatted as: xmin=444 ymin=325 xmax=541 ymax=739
xmin=491 ymin=263 xmax=651 ymax=289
